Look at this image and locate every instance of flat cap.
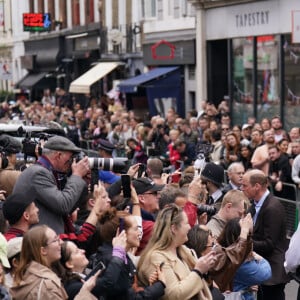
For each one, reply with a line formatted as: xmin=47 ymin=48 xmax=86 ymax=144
xmin=44 ymin=135 xmax=81 ymax=153
xmin=0 ymin=134 xmax=22 ymax=154
xmin=3 ymin=193 xmax=34 ymax=225
xmin=97 ymin=139 xmax=115 ymax=153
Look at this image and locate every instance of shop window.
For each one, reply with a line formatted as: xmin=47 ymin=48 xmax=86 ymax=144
xmin=255 ymin=35 xmax=280 ymax=122
xmin=232 ymin=36 xmax=280 ymax=125
xmin=283 ymin=34 xmax=300 ymax=130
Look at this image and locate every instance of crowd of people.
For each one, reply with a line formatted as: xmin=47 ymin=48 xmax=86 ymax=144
xmin=0 ymin=89 xmax=298 ymax=299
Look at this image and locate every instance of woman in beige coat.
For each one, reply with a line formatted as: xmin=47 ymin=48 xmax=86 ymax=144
xmin=10 ymin=225 xmax=98 ymax=300
xmin=138 ymin=204 xmax=215 ymax=300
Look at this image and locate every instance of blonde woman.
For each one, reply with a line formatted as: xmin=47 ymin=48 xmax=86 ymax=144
xmin=138 ymin=204 xmax=216 ymax=300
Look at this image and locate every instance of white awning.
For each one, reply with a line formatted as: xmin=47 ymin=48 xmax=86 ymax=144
xmin=69 ymin=62 xmax=119 ymax=94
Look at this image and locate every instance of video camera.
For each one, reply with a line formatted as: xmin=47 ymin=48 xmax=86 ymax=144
xmin=22 ymin=132 xmax=52 ymax=160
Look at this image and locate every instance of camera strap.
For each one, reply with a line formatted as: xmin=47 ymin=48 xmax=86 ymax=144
xmin=36 ymin=156 xmax=65 ymax=190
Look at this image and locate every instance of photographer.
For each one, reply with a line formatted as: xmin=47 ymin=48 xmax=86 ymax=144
xmin=0 ymin=135 xmax=22 ymax=197
xmin=13 ymin=135 xmax=90 ymax=234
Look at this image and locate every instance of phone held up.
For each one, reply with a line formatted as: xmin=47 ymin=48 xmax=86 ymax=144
xmin=85 ymin=261 xmax=106 ymax=280
xmin=121 ymin=174 xmax=131 ymax=199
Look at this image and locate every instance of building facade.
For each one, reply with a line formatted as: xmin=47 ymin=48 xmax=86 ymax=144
xmin=190 ymin=0 xmax=300 ymax=129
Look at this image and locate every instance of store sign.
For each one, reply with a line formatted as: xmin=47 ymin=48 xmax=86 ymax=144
xmin=292 ymin=10 xmax=300 ymax=43
xmin=143 ymin=40 xmax=195 ymax=65
xmin=206 ymin=0 xmax=282 ymax=40
xmin=23 ymin=13 xmax=51 ymax=32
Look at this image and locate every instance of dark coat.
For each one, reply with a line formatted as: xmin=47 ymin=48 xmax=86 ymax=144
xmin=252 ymin=194 xmax=290 ymax=285
xmin=89 ymin=243 xmax=165 ymax=300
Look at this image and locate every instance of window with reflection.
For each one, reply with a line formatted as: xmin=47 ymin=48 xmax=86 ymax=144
xmin=283 ymin=34 xmax=300 ymax=130
xmin=232 ymin=35 xmax=280 ymax=126
xmin=232 ymin=37 xmax=253 ymax=125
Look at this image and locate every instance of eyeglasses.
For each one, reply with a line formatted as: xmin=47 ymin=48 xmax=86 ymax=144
xmin=46 ymin=236 xmax=61 ymax=246
xmin=222 ymin=127 xmax=230 ymax=131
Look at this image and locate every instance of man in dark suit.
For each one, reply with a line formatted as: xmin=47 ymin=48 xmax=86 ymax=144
xmin=241 ymin=169 xmax=289 ymax=300
xmin=223 ymin=162 xmax=245 ymax=193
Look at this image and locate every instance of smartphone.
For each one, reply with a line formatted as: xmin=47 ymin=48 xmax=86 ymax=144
xmin=119 ymin=217 xmax=125 ymax=232
xmin=85 ymin=261 xmax=106 ymax=280
xmin=137 ymin=164 xmax=146 ymax=178
xmin=159 ymin=262 xmax=165 ymax=270
xmin=121 ymin=174 xmax=131 ymax=199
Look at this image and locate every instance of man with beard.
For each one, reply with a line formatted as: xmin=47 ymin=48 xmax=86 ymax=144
xmin=251 ymin=130 xmax=275 ymax=175
xmin=271 ymin=116 xmax=287 ymax=143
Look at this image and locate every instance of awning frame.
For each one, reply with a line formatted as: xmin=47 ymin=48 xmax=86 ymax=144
xmin=118 ymin=67 xmax=179 ymax=93
xmin=69 ymin=62 xmax=119 ymax=94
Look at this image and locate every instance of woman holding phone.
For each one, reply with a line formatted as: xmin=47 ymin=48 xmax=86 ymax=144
xmin=89 ymin=207 xmax=166 ymax=300
xmin=138 ymin=204 xmax=215 ymax=300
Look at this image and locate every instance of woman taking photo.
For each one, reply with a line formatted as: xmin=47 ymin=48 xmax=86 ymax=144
xmin=89 ymin=208 xmax=166 ymax=300
xmin=10 ymin=225 xmax=98 ymax=300
xmin=138 ymin=204 xmax=216 ymax=300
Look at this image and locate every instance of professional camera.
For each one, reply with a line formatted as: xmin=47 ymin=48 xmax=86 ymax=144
xmin=197 ymin=204 xmax=217 ymax=217
xmin=194 ymin=143 xmax=215 ymax=177
xmin=74 ymin=152 xmax=128 ymax=172
xmin=22 ymin=133 xmax=51 ymax=159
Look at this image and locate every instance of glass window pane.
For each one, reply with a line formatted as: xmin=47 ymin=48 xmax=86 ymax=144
xmin=284 ymin=34 xmax=300 ymax=130
xmin=232 ymin=37 xmax=253 ymax=125
xmin=256 ymin=35 xmax=280 ymax=122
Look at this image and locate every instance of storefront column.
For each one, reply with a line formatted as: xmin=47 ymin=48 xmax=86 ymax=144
xmin=195 ymin=7 xmax=207 ymax=110
xmin=188 ymin=0 xmax=208 ymax=110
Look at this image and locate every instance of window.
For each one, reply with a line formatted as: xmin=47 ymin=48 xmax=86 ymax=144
xmin=283 ymin=34 xmax=300 ymax=129
xmin=142 ymin=0 xmax=156 ymax=19
xmin=232 ymin=36 xmax=280 ymax=125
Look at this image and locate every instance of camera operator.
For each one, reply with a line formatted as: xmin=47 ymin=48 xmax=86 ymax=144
xmin=0 ymin=135 xmax=22 ymax=197
xmin=13 ymin=135 xmax=90 ymax=234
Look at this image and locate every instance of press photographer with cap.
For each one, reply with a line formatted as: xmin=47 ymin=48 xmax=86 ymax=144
xmin=0 ymin=134 xmax=22 ymax=197
xmin=13 ymin=135 xmax=90 ymax=234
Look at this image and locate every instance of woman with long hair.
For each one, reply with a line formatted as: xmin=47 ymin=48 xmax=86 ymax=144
xmin=10 ymin=225 xmax=98 ymax=300
xmin=218 ymin=218 xmax=271 ymax=300
xmin=138 ymin=204 xmax=215 ymax=300
xmin=186 ymin=214 xmax=253 ymax=294
xmin=89 ymin=208 xmax=165 ymax=300
xmin=222 ymin=132 xmax=241 ymax=169
xmin=58 ymin=231 xmax=127 ymax=300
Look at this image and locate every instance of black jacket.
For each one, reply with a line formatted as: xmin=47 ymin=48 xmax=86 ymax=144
xmin=89 ymin=243 xmax=165 ymax=300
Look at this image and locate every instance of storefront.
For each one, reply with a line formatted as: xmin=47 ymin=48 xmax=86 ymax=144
xmin=206 ymin=0 xmax=300 ymax=129
xmin=17 ymin=36 xmax=64 ymax=101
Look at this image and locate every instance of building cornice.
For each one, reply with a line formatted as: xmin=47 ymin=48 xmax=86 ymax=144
xmin=188 ymin=0 xmax=262 ymax=9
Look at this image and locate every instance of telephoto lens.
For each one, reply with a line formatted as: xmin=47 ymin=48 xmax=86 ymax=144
xmin=88 ymin=157 xmax=128 ymax=172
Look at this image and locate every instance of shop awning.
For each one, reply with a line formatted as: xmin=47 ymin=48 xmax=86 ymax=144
xmin=16 ymin=72 xmax=47 ymax=89
xmin=69 ymin=62 xmax=119 ymax=94
xmin=118 ymin=67 xmax=179 ymax=93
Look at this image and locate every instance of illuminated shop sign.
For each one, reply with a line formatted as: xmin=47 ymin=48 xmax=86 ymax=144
xmin=23 ymin=13 xmax=51 ymax=32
